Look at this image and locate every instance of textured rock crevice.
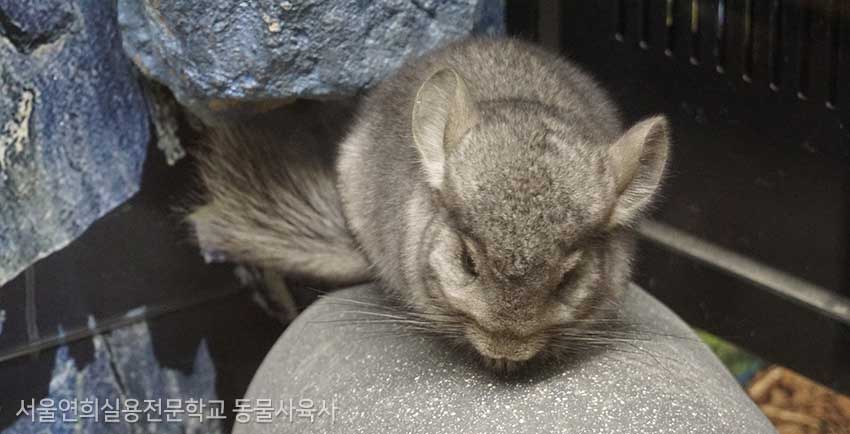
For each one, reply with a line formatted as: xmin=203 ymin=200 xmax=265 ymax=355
xmin=0 ymin=1 xmax=74 ymax=54
xmin=143 ymin=80 xmax=185 ymax=166
xmin=0 ymin=0 xmax=150 ymax=287
xmin=0 ymin=82 xmax=34 ymax=173
xmin=118 ymin=0 xmax=505 ymax=124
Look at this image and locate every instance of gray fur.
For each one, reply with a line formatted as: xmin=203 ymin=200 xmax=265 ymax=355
xmin=191 ymin=38 xmax=671 ymax=370
xmin=338 ymin=38 xmax=670 ymax=369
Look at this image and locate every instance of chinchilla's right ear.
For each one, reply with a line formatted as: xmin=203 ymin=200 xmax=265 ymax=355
xmin=411 ymin=68 xmax=479 ymax=190
xmin=607 ymin=115 xmax=671 ymax=227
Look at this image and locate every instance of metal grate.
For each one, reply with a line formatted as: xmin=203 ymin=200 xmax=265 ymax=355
xmin=612 ymin=0 xmax=850 ymax=110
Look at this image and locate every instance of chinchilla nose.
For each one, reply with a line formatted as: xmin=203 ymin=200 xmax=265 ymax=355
xmin=465 ymin=323 xmax=548 ymax=362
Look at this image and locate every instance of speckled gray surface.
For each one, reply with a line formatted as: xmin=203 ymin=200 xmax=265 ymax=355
xmin=235 ymin=284 xmax=776 ymax=433
xmin=117 ymin=0 xmax=505 ymax=124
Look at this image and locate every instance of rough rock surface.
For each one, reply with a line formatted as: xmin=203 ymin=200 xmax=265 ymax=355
xmin=0 ymin=0 xmax=149 ymax=287
xmin=118 ymin=0 xmax=505 ymax=124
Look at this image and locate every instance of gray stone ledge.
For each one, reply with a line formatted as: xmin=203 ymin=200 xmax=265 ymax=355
xmin=235 ymin=284 xmax=776 ymax=433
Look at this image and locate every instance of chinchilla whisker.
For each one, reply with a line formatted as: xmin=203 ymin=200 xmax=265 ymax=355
xmin=307 ymin=318 xmax=435 ymax=328
xmin=554 ymin=331 xmax=657 ymax=343
xmin=614 ymin=332 xmax=696 ymax=343
xmin=349 ymin=323 xmax=436 ymax=333
xmin=318 ymin=297 xmax=463 ymax=325
xmin=604 ymin=340 xmax=680 ymax=368
xmin=298 ymin=286 xmax=333 ymax=296
xmin=549 ymin=334 xmax=654 ymax=349
xmin=562 ymin=317 xmax=628 ymax=323
xmin=554 ymin=325 xmax=697 ymax=343
xmin=552 ymin=335 xmax=641 ymax=344
xmin=552 ymin=334 xmax=682 ymax=357
xmin=348 ymin=309 xmax=463 ymax=328
xmin=321 ymin=309 xmax=412 ymax=320
xmin=352 ymin=326 xmax=462 ymax=339
xmin=311 ymin=313 xmax=465 ymax=334
xmin=317 ymin=315 xmax=445 ymax=329
xmin=547 ymin=340 xmax=678 ymax=371
xmin=406 ymin=313 xmax=464 ymax=324
xmin=597 ymin=329 xmax=697 ymax=343
xmin=319 ymin=300 xmax=396 ymax=312
xmin=346 ymin=332 xmax=428 ymax=343
xmin=318 ymin=295 xmax=401 ymax=310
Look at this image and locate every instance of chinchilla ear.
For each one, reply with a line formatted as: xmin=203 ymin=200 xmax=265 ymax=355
xmin=411 ymin=68 xmax=479 ymax=190
xmin=607 ymin=115 xmax=671 ymax=226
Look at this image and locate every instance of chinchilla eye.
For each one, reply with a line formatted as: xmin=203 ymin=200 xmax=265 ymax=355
xmin=559 ymin=269 xmax=578 ymax=289
xmin=461 ymin=244 xmax=479 ymax=277
xmin=557 ymin=250 xmax=584 ymax=290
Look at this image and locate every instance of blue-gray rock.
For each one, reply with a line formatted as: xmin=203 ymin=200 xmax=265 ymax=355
xmin=2 ymin=319 xmax=222 ymax=434
xmin=234 ymin=284 xmax=777 ymax=433
xmin=0 ymin=0 xmax=150 ymax=286
xmin=117 ymin=0 xmax=505 ymax=124
xmin=0 ymin=0 xmax=74 ymax=54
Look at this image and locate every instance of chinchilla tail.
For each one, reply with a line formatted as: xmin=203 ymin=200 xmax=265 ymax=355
xmin=186 ymin=117 xmax=372 ymax=287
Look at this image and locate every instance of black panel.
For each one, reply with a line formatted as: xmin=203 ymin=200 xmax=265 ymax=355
xmin=506 ymin=0 xmax=539 ymax=41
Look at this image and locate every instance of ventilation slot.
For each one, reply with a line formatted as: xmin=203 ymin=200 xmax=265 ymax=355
xmin=715 ymin=0 xmax=728 ymax=72
xmin=690 ymin=0 xmax=702 ymax=64
xmin=768 ymin=0 xmax=784 ymax=91
xmin=611 ymin=0 xmax=848 ymax=110
xmin=639 ymin=0 xmax=652 ymax=49
xmin=615 ymin=0 xmax=627 ymax=41
xmin=741 ymin=0 xmax=756 ymax=82
xmin=826 ymin=0 xmax=843 ymax=109
xmin=666 ymin=0 xmax=677 ymax=56
xmin=798 ymin=0 xmax=813 ymax=99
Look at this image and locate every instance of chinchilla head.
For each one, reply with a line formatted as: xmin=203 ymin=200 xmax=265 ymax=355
xmin=407 ymin=68 xmax=671 ymax=370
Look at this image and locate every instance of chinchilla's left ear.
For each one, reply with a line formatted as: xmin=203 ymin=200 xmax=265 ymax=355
xmin=411 ymin=68 xmax=479 ymax=190
xmin=607 ymin=115 xmax=671 ymax=226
